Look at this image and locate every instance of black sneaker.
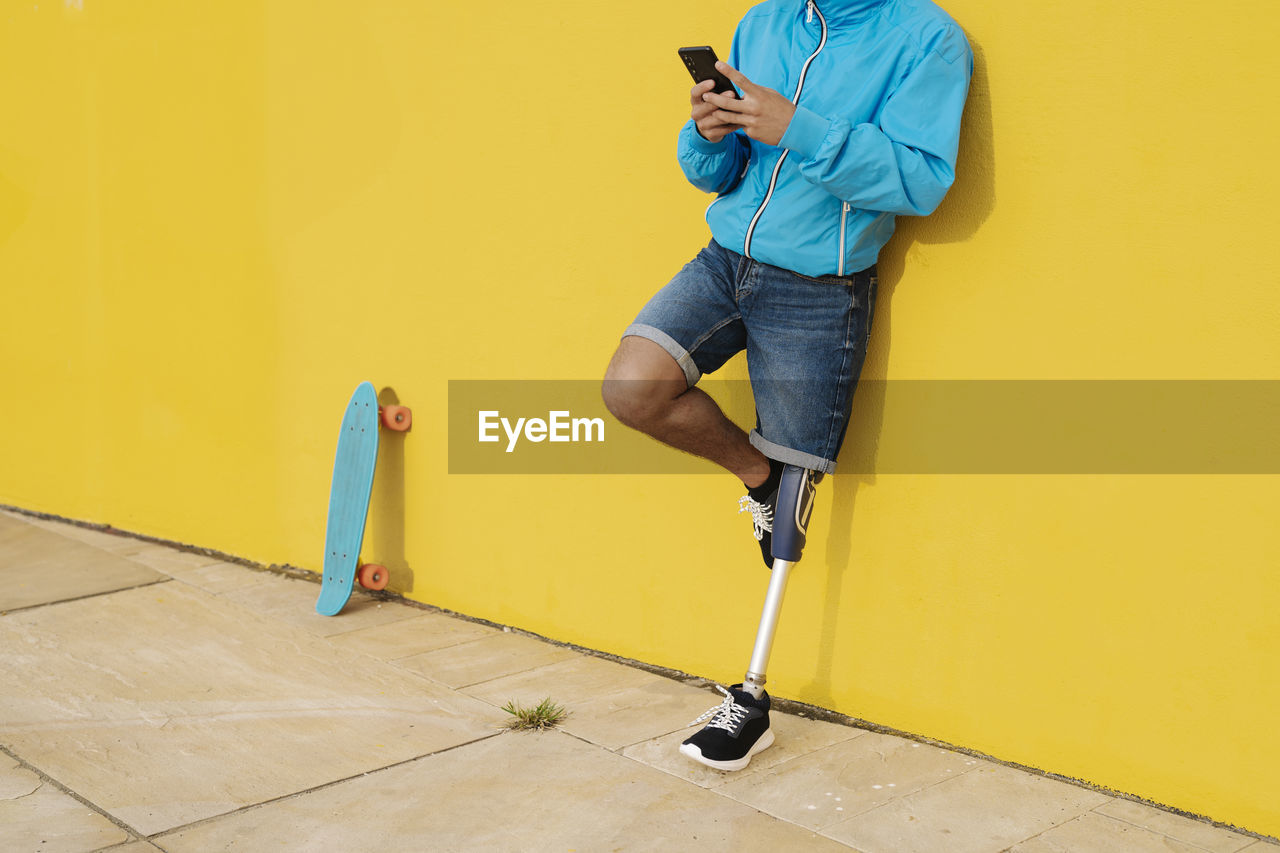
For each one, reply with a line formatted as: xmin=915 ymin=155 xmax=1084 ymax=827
xmin=739 ymin=458 xmax=783 ymax=569
xmin=737 ymin=491 xmax=776 ymax=569
xmin=679 ymin=684 xmax=774 ymax=771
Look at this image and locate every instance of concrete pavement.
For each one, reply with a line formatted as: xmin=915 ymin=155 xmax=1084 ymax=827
xmin=1 ymin=509 xmax=1275 ymax=852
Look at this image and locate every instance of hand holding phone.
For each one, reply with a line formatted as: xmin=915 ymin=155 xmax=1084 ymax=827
xmin=679 ymin=49 xmax=798 ymax=148
xmin=680 ymin=46 xmax=741 ymax=142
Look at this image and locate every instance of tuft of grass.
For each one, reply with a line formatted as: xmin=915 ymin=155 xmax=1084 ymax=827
xmin=501 ymin=697 xmax=568 ymax=731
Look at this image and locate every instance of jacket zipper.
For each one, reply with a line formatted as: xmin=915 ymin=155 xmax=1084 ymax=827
xmin=743 ymin=0 xmax=828 ymax=261
xmin=838 ymin=201 xmax=850 ymax=276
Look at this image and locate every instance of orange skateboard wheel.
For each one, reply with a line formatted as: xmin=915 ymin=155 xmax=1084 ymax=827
xmin=380 ymin=405 xmax=412 ymax=432
xmin=357 ymin=563 xmax=389 ymax=591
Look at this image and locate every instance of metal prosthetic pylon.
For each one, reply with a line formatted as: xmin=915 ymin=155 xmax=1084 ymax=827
xmin=743 ymin=464 xmax=822 ymax=698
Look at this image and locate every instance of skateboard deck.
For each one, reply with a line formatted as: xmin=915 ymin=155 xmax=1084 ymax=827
xmin=315 ymin=382 xmax=381 ymax=616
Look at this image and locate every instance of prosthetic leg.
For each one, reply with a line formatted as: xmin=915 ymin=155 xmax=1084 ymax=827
xmin=678 ymin=463 xmax=823 ymax=770
xmin=742 ymin=464 xmax=821 ymax=699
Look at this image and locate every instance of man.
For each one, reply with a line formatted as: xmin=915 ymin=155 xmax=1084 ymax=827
xmin=602 ymin=0 xmax=972 ymax=770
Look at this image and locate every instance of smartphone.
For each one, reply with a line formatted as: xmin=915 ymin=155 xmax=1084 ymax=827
xmin=678 ymin=46 xmax=737 ymax=96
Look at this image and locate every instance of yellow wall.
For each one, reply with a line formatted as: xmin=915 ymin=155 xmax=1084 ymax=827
xmin=2 ymin=0 xmax=1277 ymax=837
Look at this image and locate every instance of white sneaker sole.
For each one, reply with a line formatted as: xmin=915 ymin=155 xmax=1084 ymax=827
xmin=679 ymin=728 xmax=775 ymax=772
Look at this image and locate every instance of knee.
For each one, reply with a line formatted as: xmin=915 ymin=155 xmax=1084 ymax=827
xmin=601 ymin=336 xmax=688 ymax=429
xmin=600 ymin=371 xmax=660 ymax=429
xmin=601 ymin=362 xmax=677 ymax=430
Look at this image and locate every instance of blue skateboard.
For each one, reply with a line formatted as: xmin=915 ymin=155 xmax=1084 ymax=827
xmin=315 ymin=382 xmax=411 ymax=616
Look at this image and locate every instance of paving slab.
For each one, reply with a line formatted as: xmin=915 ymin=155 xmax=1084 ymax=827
xmin=0 ymin=516 xmax=164 ymax=612
xmin=1 ymin=512 xmax=106 ymax=546
xmin=218 ymin=570 xmax=421 ymax=637
xmin=1093 ymin=798 xmax=1261 ymax=852
xmin=623 ymin=705 xmax=863 ymax=789
xmin=552 ymin=676 xmax=725 ymax=751
xmin=155 ymin=729 xmax=855 ymax=853
xmin=164 ymin=559 xmax=279 ymax=596
xmin=460 ymin=651 xmax=668 ymax=706
xmin=332 ymin=611 xmax=500 ymax=663
xmin=820 ymin=762 xmax=1112 ymax=853
xmin=1 ymin=512 xmax=164 ymax=559
xmin=0 ymin=752 xmax=130 ymax=852
xmin=115 ymin=543 xmax=224 ymax=575
xmin=717 ymin=730 xmax=975 ymax=830
xmin=0 ymin=582 xmax=504 ymax=836
xmin=1008 ymin=811 xmax=1214 ymax=852
xmin=403 ymin=632 xmax=588 ymax=690
xmin=455 ymin=651 xmax=722 ymax=748
xmin=0 ymin=513 xmax=37 ymax=544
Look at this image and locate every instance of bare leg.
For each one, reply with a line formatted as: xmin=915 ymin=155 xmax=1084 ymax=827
xmin=602 ymin=336 xmax=771 ymax=487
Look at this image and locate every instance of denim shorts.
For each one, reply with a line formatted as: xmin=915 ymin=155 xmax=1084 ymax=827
xmin=623 ymin=240 xmax=876 ymax=474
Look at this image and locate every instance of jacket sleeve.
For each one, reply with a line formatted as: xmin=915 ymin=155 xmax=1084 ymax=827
xmin=779 ymin=25 xmax=973 ymax=216
xmin=677 ymin=122 xmax=749 ymax=194
xmin=675 ymin=26 xmax=750 ymax=195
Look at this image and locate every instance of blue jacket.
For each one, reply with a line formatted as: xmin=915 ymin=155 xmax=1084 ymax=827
xmin=678 ymin=0 xmax=972 ymax=277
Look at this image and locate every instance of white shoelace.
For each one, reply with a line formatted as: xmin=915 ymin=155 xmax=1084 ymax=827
xmin=687 ymin=685 xmax=751 ymax=732
xmin=738 ymin=495 xmax=773 ymax=541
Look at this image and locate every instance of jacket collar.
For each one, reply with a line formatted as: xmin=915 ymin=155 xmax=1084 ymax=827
xmin=807 ymin=0 xmax=889 ymax=26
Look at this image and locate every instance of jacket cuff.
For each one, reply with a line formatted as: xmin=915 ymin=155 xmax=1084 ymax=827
xmin=780 ymin=105 xmax=831 ymax=161
xmin=681 ymin=120 xmax=733 ymax=155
